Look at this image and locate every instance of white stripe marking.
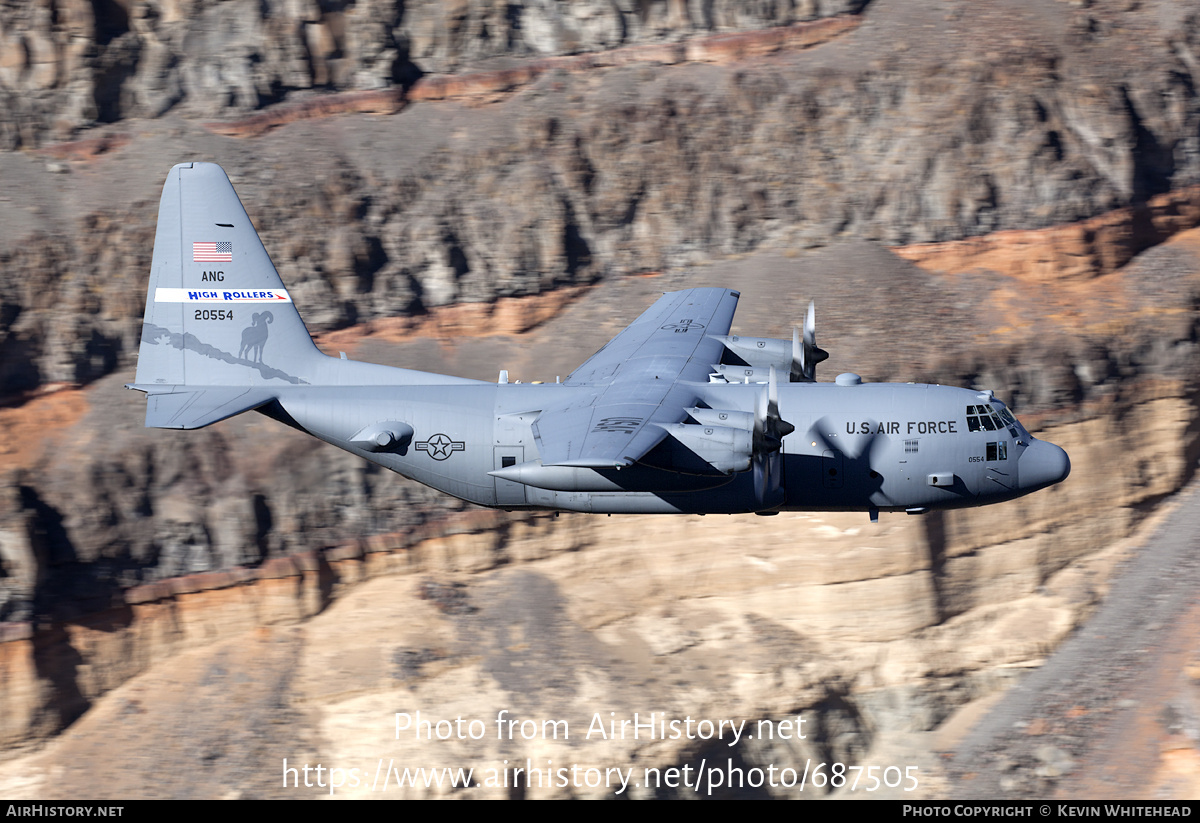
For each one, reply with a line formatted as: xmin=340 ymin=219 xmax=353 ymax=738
xmin=155 ymin=288 xmax=293 ymax=303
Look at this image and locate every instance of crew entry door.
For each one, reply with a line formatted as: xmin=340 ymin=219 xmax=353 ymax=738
xmin=494 ymin=447 xmax=526 ymax=506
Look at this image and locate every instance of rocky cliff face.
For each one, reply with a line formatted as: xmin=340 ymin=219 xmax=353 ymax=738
xmin=0 ymin=0 xmax=866 ymax=148
xmin=4 ymin=2 xmax=1200 ymax=400
xmin=2 ymin=0 xmax=1200 ymax=798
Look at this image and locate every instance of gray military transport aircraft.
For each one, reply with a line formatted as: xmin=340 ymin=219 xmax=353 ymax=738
xmin=129 ymin=163 xmax=1070 ymax=520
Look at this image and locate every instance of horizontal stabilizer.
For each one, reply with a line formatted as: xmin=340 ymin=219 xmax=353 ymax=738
xmin=127 ymin=384 xmax=276 ymax=429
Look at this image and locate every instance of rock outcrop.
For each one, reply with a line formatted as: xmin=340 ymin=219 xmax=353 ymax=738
xmin=4 ymin=3 xmax=1200 ymax=403
xmin=0 ymin=0 xmax=867 ymax=149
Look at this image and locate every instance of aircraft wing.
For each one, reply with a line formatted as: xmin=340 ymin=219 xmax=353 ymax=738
xmin=533 ymin=288 xmax=739 ymax=467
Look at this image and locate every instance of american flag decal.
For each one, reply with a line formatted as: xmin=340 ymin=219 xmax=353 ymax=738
xmin=193 ymin=241 xmax=232 ymax=262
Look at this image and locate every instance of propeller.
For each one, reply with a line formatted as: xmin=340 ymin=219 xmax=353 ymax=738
xmin=792 ymin=301 xmax=830 ymax=382
xmin=754 ymin=367 xmax=795 ymax=453
xmin=752 ymin=367 xmax=795 ymax=509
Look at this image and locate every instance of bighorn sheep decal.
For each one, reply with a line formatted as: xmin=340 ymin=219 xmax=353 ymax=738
xmin=239 ymin=311 xmax=273 ymax=362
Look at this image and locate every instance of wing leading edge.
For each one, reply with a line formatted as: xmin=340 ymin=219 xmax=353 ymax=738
xmin=533 ymin=288 xmax=740 ymax=468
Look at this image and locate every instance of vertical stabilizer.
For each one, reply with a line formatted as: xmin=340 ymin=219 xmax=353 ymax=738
xmin=134 ymin=162 xmax=323 ymax=392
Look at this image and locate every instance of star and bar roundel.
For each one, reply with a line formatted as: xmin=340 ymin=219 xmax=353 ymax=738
xmin=416 ymin=433 xmax=465 ymax=461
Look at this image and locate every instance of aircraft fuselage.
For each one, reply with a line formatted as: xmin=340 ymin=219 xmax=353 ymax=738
xmin=265 ymin=378 xmax=1068 ymax=516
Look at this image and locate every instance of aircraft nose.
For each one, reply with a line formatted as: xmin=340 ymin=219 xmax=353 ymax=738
xmin=1020 ymin=439 xmax=1070 ymax=490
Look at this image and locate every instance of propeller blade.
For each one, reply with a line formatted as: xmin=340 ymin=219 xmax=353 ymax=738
xmin=755 ymin=367 xmax=795 ymax=455
xmin=768 ymin=366 xmax=795 ymax=439
xmin=750 ymin=369 xmax=795 ymax=510
xmin=753 ymin=393 xmax=780 ymax=454
xmin=754 ymin=385 xmax=766 ymax=445
xmin=753 ymin=449 xmax=784 ymax=508
xmin=800 ymin=301 xmax=830 ymax=381
xmin=792 ymin=326 xmax=803 ymax=382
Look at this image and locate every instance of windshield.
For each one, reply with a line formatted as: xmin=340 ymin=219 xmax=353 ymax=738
xmin=966 ymin=402 xmax=1025 ymax=438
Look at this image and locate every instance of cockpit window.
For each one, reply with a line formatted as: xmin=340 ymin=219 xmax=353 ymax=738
xmin=968 ymin=403 xmax=1024 ymax=437
xmin=992 ymin=403 xmax=1023 ymax=438
xmin=966 ymin=404 xmax=1005 ymax=432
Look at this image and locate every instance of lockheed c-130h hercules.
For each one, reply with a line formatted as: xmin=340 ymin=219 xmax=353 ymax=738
xmin=129 ymin=163 xmax=1070 ymax=521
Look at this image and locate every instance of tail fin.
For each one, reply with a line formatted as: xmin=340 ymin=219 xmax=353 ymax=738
xmin=130 ymin=162 xmax=324 ymax=427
